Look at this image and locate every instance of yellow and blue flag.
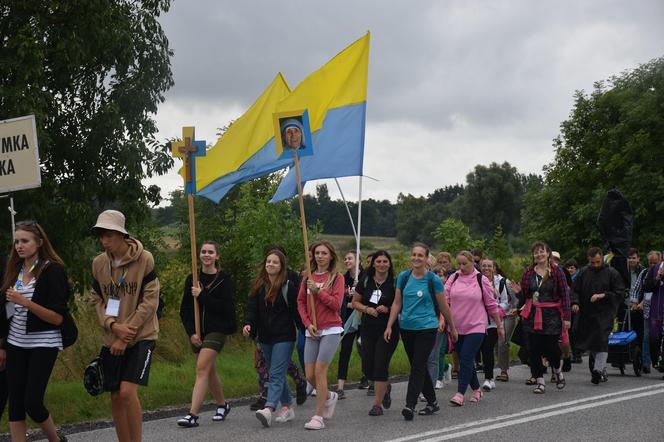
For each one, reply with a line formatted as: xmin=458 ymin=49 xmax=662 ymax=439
xmin=270 ymin=33 xmax=369 ymax=202
xmin=192 ymin=73 xmax=292 ymax=202
xmin=194 ymin=34 xmax=369 ymax=203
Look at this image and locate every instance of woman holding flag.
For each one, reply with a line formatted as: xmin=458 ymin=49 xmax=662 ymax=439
xmin=177 ymin=241 xmax=235 ymax=427
xmin=297 ymin=240 xmax=345 ymax=430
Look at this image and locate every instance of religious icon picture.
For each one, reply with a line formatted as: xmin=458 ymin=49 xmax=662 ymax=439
xmin=273 ymin=109 xmax=314 ymax=159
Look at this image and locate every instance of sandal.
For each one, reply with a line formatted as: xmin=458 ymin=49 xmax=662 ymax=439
xmin=177 ymin=414 xmax=199 ymax=428
xmin=555 ymin=373 xmax=566 ymax=390
xmin=525 ymin=377 xmax=537 ymax=385
xmin=533 ymin=383 xmax=545 ymax=394
xmin=496 ymin=371 xmax=509 ymax=382
xmin=449 ymin=392 xmax=464 ymax=406
xmin=213 ymin=403 xmax=231 ymax=421
xmin=418 ymin=402 xmax=440 ymax=415
xmin=469 ymin=389 xmax=482 ymax=403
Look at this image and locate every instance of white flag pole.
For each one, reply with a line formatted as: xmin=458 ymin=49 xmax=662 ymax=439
xmin=334 ymin=178 xmax=358 ymax=244
xmin=354 ymin=175 xmax=363 ymax=284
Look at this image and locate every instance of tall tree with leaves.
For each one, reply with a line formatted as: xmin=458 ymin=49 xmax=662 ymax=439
xmin=458 ymin=162 xmax=527 ymax=237
xmin=0 ymin=1 xmax=174 ymax=287
xmin=522 ymin=57 xmax=664 ymax=261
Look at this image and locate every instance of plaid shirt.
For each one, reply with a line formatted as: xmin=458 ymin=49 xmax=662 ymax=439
xmin=631 ymin=267 xmax=649 ymax=304
xmin=519 ymin=265 xmax=571 ymax=321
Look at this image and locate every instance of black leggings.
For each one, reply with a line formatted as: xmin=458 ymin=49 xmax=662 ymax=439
xmin=337 ymin=331 xmax=359 ymax=380
xmin=361 ymin=325 xmax=399 ymax=382
xmin=480 ymin=328 xmax=498 ymax=380
xmin=7 ymin=344 xmax=58 ymax=422
xmin=401 ymin=328 xmax=437 ymax=408
xmin=0 ymin=368 xmax=7 ymax=421
xmin=528 ymin=333 xmax=561 ymax=379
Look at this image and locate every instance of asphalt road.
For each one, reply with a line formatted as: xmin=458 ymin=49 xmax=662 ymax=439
xmin=56 ymin=359 xmax=664 ymax=441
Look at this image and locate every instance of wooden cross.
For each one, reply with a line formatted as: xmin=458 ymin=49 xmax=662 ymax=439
xmin=171 ymin=126 xmax=206 ymax=195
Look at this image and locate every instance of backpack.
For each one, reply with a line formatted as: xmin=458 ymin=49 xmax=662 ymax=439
xmin=281 ymin=280 xmax=290 ymax=306
xmin=398 ymin=270 xmax=439 ymax=315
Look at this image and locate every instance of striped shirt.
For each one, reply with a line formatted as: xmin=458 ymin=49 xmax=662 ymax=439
xmin=8 ymin=278 xmax=63 ymax=349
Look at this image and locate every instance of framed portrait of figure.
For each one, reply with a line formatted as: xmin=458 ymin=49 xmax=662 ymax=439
xmin=273 ymin=110 xmax=314 ymax=159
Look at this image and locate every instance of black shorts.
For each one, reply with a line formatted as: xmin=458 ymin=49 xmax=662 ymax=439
xmin=101 ymin=340 xmax=156 ymax=391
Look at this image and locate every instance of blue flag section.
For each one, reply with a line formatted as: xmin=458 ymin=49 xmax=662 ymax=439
xmin=270 ymin=102 xmax=366 ymax=202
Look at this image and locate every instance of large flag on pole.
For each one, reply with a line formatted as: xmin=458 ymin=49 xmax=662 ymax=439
xmin=188 ymin=73 xmax=293 ymax=202
xmin=270 ymin=33 xmax=369 ymax=202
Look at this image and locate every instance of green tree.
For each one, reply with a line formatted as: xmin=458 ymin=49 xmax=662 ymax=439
xmin=522 ymin=57 xmax=664 ymax=260
xmin=395 ymin=185 xmax=463 ymax=246
xmin=458 ymin=162 xmax=527 ymax=237
xmin=0 ymin=1 xmax=174 ymax=288
xmin=486 ymin=225 xmax=510 ymax=262
xmin=434 ymin=218 xmax=482 ymax=255
xmin=171 ymin=175 xmax=316 ymax=319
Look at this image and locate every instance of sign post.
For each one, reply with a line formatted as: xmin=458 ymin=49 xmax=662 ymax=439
xmin=0 ymin=114 xmax=42 ymax=234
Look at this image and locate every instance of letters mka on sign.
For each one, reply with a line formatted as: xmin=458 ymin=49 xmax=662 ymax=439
xmin=0 ymin=115 xmax=41 ymax=193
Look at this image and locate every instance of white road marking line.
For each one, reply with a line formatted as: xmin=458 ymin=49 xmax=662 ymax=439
xmin=385 ymin=383 xmax=664 ymax=442
xmin=419 ymin=388 xmax=664 ymax=441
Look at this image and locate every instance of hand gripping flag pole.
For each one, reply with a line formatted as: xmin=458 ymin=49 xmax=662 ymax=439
xmin=293 ymin=149 xmax=316 ymax=328
xmin=172 ymin=127 xmax=206 ymax=338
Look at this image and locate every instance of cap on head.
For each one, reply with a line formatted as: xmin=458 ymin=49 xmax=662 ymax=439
xmin=280 ymin=118 xmax=304 ymax=136
xmin=551 ymin=251 xmax=561 ymax=261
xmin=92 ymin=210 xmax=128 ymax=235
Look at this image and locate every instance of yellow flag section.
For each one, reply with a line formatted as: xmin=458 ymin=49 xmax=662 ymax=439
xmin=186 ymin=73 xmax=291 ymax=200
xmin=275 ymin=33 xmax=369 ymax=131
xmin=270 ymin=33 xmax=369 ymax=202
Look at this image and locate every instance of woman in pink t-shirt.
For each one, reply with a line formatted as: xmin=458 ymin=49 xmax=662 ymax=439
xmin=297 ymin=240 xmax=344 ymax=430
xmin=446 ymin=251 xmax=504 ymax=406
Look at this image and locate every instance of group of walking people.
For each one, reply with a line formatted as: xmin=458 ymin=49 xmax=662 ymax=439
xmin=0 ymin=209 xmax=661 ymax=440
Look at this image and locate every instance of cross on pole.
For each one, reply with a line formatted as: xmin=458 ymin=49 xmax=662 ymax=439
xmin=171 ymin=126 xmax=206 ymax=195
xmin=171 ymin=127 xmax=207 ymax=338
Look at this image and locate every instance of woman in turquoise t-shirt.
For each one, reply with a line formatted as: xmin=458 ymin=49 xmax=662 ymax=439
xmin=385 ymin=243 xmax=457 ymax=421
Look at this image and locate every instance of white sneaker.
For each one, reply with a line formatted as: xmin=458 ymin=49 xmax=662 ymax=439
xmin=482 ymin=379 xmax=495 ymax=392
xmin=255 ymin=408 xmax=272 ymax=427
xmin=444 ymin=366 xmax=452 ymax=384
xmin=274 ymin=406 xmax=295 ymax=423
xmin=435 ymin=380 xmax=444 ymax=389
xmin=311 ymin=388 xmax=317 ymax=397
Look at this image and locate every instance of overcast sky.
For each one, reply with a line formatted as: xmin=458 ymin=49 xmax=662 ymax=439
xmin=147 ymin=0 xmax=664 ymax=205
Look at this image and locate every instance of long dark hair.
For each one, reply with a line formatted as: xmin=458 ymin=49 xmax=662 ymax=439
xmin=250 ymin=249 xmax=288 ymax=304
xmin=2 ymin=222 xmax=64 ymax=292
xmin=366 ymin=249 xmax=395 ymax=281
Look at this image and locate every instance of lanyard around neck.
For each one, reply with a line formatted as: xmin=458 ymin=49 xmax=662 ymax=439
xmin=15 ymin=259 xmax=39 ymax=289
xmin=109 ymin=261 xmax=128 ymax=291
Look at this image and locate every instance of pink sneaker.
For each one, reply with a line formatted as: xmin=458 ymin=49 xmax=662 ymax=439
xmin=304 ymin=415 xmax=325 ymax=430
xmin=322 ymin=391 xmax=338 ymax=419
xmin=469 ymin=389 xmax=483 ymax=403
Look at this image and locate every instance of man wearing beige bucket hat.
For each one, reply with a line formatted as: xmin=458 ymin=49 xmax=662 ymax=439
xmin=89 ymin=209 xmax=160 ymax=442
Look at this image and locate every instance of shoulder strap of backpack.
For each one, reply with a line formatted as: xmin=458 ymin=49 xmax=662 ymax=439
xmin=427 ymin=271 xmax=439 ymax=314
xmin=426 ymin=271 xmax=436 ymax=296
xmin=281 ymin=280 xmax=290 ymax=307
xmin=499 ymin=277 xmax=506 ymax=296
xmin=398 ymin=270 xmax=413 ymax=292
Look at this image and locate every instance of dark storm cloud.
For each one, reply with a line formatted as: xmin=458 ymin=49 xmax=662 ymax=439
xmin=159 ymin=0 xmax=663 ymax=132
